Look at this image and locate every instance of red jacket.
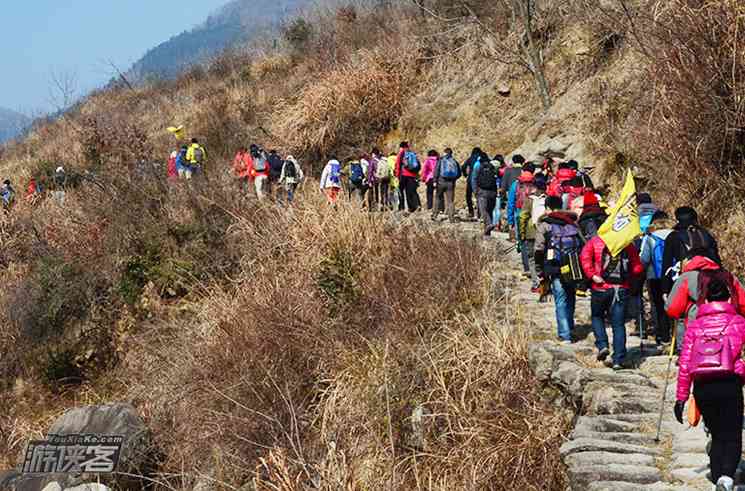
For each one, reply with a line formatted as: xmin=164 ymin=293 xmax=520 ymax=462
xmin=233 ymin=151 xmax=251 ymax=178
xmin=665 ymin=256 xmax=745 ymax=325
xmin=676 ymin=302 xmax=745 ymax=401
xmin=395 ymin=148 xmax=419 ymax=178
xmin=580 ymin=235 xmax=644 ymax=290
xmin=547 ymin=168 xmax=577 ymax=197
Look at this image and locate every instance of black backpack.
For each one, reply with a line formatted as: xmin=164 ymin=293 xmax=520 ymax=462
xmin=477 ymin=162 xmax=498 ymax=191
xmin=268 ymin=154 xmax=284 ymax=177
xmin=284 ymin=161 xmax=297 ymax=179
xmin=602 ymin=249 xmax=631 ymax=284
xmin=680 ymin=225 xmax=715 ymax=259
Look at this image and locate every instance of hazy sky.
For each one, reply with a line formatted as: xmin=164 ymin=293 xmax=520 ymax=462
xmin=2 ymin=1 xmax=228 ymax=115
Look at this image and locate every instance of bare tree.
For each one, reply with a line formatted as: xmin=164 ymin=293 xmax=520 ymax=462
xmin=48 ymin=69 xmax=79 ymax=113
xmin=506 ymin=0 xmax=552 ymax=110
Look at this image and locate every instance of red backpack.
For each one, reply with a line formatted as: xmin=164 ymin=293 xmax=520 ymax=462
xmin=516 ymin=182 xmax=536 ymax=209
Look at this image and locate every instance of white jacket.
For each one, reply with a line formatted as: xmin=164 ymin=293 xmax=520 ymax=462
xmin=319 ymin=160 xmax=342 ymax=190
xmin=280 ymin=157 xmax=304 ymax=185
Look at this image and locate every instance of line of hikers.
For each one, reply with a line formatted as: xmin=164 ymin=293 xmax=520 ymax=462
xmin=498 ymin=153 xmax=745 ymax=490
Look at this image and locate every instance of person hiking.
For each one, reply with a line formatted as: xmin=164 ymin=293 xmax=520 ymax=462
xmin=665 ymin=250 xmax=745 ymax=353
xmin=320 ymin=158 xmax=343 ymax=205
xmin=500 ymin=154 xmax=524 ymax=208
xmin=266 ymin=149 xmax=284 ymax=200
xmin=462 ymin=148 xmax=485 ymax=219
xmin=535 ymin=196 xmax=583 ymax=343
xmin=250 ymin=146 xmax=270 ymax=200
xmin=26 ymin=177 xmax=42 ymax=202
xmin=431 ymin=147 xmax=461 ymax=223
xmin=394 ymin=142 xmax=421 ymax=213
xmin=387 ymin=152 xmax=400 ymax=210
xmin=492 ymin=155 xmax=507 ymax=231
xmin=546 ymin=160 xmax=576 ymax=198
xmin=279 ymin=156 xmax=303 ymax=204
xmin=474 ymin=154 xmax=499 ymax=237
xmin=346 ymin=157 xmax=368 ymax=204
xmin=674 ymin=278 xmax=745 ymax=491
xmin=186 ymin=138 xmax=207 ymax=176
xmin=167 ymin=149 xmax=179 ymax=182
xmin=232 ymin=147 xmax=252 ymax=192
xmin=53 ymin=166 xmax=67 ymax=204
xmin=662 ymin=206 xmax=721 ymax=294
xmin=519 ymin=174 xmax=548 ymax=291
xmin=373 ymin=150 xmax=391 ymax=211
xmin=508 ymin=162 xmax=537 ymax=275
xmin=1 ymin=180 xmax=15 ymax=211
xmin=422 ymin=150 xmax=439 ymax=211
xmin=366 ymin=149 xmax=382 ymax=212
xmin=175 ymin=145 xmax=189 ymax=180
xmin=637 ymin=202 xmax=673 ymax=346
xmin=581 ymin=233 xmax=644 ymax=369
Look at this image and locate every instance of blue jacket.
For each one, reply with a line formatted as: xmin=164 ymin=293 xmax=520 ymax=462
xmin=470 ymin=158 xmax=482 ymax=191
xmin=175 ymin=150 xmax=189 ymax=171
xmin=507 ymin=180 xmax=519 ymax=226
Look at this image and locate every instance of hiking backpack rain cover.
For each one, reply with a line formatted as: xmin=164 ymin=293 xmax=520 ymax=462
xmin=441 ymin=156 xmax=459 ymax=180
xmin=403 ymin=151 xmax=421 ymax=172
xmin=545 ymin=223 xmax=583 ymax=282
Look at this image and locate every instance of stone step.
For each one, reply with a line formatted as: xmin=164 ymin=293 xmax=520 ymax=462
xmin=560 ymin=438 xmax=663 ymax=457
xmin=568 ymin=464 xmax=662 ymax=488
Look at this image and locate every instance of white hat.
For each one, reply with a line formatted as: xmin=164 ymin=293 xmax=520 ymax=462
xmin=56 ymin=166 xmax=64 ymax=173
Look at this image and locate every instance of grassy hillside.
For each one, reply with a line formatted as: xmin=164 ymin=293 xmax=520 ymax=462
xmin=1 ymin=0 xmax=744 ymax=488
xmin=0 ymin=107 xmax=31 ymax=144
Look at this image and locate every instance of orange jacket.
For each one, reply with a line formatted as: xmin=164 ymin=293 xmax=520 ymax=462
xmin=233 ymin=151 xmax=252 ymax=178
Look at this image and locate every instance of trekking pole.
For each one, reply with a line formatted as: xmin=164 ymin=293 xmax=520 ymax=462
xmin=654 ymin=340 xmax=676 ymax=442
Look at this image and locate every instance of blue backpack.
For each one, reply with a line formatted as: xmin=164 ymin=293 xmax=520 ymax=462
xmin=329 ymin=162 xmax=341 ymax=185
xmin=349 ymin=162 xmax=364 ymax=185
xmin=652 ymin=234 xmax=666 ymax=279
xmin=404 ymin=151 xmax=421 ymax=172
xmin=441 ymin=156 xmax=459 ymax=180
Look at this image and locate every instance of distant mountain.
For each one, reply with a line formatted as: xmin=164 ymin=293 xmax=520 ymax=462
xmin=0 ymin=107 xmax=31 ymax=144
xmin=128 ymin=0 xmax=308 ymax=82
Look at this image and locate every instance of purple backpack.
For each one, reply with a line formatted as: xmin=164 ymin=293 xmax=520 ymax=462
xmin=689 ymin=323 xmax=735 ymax=381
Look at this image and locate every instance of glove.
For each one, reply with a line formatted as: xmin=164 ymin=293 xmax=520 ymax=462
xmin=674 ymin=400 xmax=685 ymax=424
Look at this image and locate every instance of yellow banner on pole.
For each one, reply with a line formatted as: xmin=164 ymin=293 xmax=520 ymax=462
xmin=167 ymin=125 xmax=185 ymax=140
xmin=598 ymin=169 xmax=641 ymax=257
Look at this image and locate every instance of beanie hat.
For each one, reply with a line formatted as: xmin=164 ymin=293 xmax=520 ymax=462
xmin=583 ymin=191 xmax=599 ymax=208
xmin=513 ymin=154 xmax=525 ymax=164
xmin=637 ymin=192 xmax=652 ymax=205
xmin=675 ymin=206 xmax=698 ymax=224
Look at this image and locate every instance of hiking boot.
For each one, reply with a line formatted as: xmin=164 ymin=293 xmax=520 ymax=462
xmin=559 ymin=339 xmax=572 ymax=345
xmin=576 ymin=289 xmax=589 ymax=298
xmin=612 ymin=363 xmax=624 ymax=371
xmin=521 ymin=272 xmax=531 ymax=279
xmin=596 ymin=347 xmax=610 ymax=362
xmin=715 ymin=476 xmax=734 ymax=491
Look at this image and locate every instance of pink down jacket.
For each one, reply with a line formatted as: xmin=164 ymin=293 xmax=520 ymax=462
xmin=676 ymin=301 xmax=745 ymax=402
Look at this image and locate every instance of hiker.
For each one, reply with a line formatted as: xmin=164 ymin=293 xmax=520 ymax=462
xmin=394 ymin=142 xmax=421 ymax=213
xmin=250 ymin=146 xmax=270 ymax=200
xmin=232 ymin=147 xmax=252 ymax=192
xmin=26 ymin=177 xmax=42 ymax=202
xmin=366 ymin=149 xmax=381 ymax=211
xmin=347 ymin=157 xmax=368 ymax=204
xmin=561 ymin=160 xmax=594 ymax=209
xmin=518 ymin=174 xmax=548 ymax=291
xmin=279 ymin=156 xmax=303 ymax=204
xmin=186 ymin=138 xmax=207 ymax=176
xmin=53 ymin=166 xmax=67 ymax=204
xmin=320 ymin=158 xmax=343 ymax=205
xmin=493 ymin=155 xmax=507 ymax=231
xmin=581 ymin=233 xmax=644 ymax=369
xmin=462 ymin=148 xmax=485 ymax=219
xmin=474 ymin=153 xmax=499 ymax=237
xmin=665 ymin=250 xmax=745 ymax=352
xmin=372 ymin=149 xmax=390 ymax=211
xmin=175 ymin=145 xmax=189 ymax=179
xmin=674 ymin=278 xmax=745 ymax=491
xmin=267 ymin=150 xmax=284 ymax=200
xmin=1 ymin=180 xmax=15 ymax=210
xmin=167 ymin=149 xmax=179 ymax=182
xmin=422 ymin=150 xmax=439 ymax=211
xmin=535 ymin=196 xmax=583 ymax=343
xmin=508 ymin=162 xmax=537 ymax=275
xmin=431 ymin=148 xmax=461 ymax=222
xmin=387 ymin=152 xmax=400 ymax=210
xmin=546 ymin=160 xmax=576 ymax=198
xmin=662 ymin=206 xmax=720 ymax=294
xmin=500 ymin=154 xmax=524 ymax=216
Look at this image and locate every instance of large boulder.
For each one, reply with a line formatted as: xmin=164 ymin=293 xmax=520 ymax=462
xmin=4 ymin=404 xmax=151 ymax=491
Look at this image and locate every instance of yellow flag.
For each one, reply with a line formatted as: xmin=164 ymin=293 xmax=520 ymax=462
xmin=167 ymin=125 xmax=185 ymax=140
xmin=598 ymin=169 xmax=641 ymax=257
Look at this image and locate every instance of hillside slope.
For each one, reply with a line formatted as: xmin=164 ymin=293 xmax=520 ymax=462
xmin=0 ymin=107 xmax=30 ymax=144
xmin=127 ymin=0 xmax=308 ymax=81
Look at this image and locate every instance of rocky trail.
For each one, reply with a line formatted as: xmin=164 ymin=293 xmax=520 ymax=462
xmin=441 ymin=218 xmax=741 ymax=491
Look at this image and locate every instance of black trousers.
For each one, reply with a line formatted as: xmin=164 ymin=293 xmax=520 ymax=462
xmin=694 ymin=375 xmax=744 ymax=482
xmin=399 ymin=175 xmax=419 ymax=212
xmin=426 ymin=181 xmax=436 ymax=210
xmin=648 ymin=279 xmax=671 ymax=343
xmin=465 ymin=180 xmax=476 ymax=217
